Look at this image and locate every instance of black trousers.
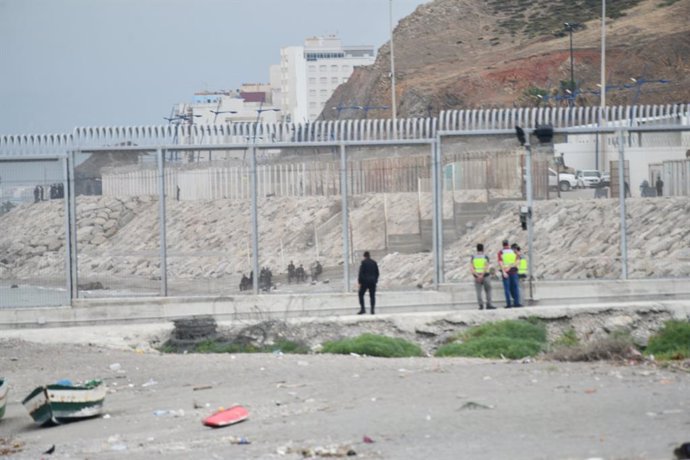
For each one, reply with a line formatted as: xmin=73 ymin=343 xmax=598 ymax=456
xmin=358 ymin=283 xmax=377 ymax=312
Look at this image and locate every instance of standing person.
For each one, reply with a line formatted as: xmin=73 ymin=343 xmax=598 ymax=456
xmin=513 ymin=244 xmax=527 ymax=306
xmin=357 ymin=251 xmax=379 ymax=315
xmin=656 ymin=175 xmax=664 ymax=197
xmin=499 ymin=239 xmax=521 ymax=308
xmin=471 ymin=243 xmax=494 ymax=310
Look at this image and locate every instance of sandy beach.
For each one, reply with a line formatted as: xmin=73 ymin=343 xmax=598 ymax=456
xmin=1 ymin=322 xmax=689 ymax=460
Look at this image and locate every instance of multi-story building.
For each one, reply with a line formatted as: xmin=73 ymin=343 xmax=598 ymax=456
xmin=278 ymin=35 xmax=375 ymax=123
xmin=171 ymin=83 xmax=281 ymax=126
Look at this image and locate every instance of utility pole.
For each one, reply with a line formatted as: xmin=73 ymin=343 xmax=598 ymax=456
xmin=389 ymin=0 xmax=397 ymax=125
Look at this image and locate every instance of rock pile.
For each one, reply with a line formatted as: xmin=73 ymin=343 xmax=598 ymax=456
xmin=1 ymin=194 xmax=688 ymax=289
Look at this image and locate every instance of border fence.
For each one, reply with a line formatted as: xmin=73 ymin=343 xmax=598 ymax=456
xmin=1 ymin=105 xmax=689 ymax=308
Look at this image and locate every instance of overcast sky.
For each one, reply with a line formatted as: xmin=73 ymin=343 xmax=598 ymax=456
xmin=0 ymin=0 xmax=429 ymax=135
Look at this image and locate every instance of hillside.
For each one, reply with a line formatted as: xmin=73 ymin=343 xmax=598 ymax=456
xmin=323 ymin=0 xmax=690 ymax=119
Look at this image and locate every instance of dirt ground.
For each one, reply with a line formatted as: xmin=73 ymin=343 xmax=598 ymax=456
xmin=1 ymin=332 xmax=689 ymax=460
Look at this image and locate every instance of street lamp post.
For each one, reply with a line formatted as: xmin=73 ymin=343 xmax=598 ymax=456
xmin=564 ymin=22 xmax=578 ymax=107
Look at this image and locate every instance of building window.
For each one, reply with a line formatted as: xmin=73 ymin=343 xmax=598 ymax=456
xmin=320 ymin=89 xmax=328 ymax=97
xmin=309 ymin=102 xmax=317 ymax=108
xmin=331 ymin=65 xmax=338 ymax=71
xmin=309 ymin=90 xmax=316 ymax=96
xmin=309 ymin=77 xmax=316 ymax=84
xmin=309 ymin=65 xmax=316 ymax=72
xmin=319 ymin=65 xmax=327 ymax=71
xmin=342 ymin=65 xmax=351 ymax=72
xmin=319 ymin=77 xmax=327 ymax=84
xmin=331 ymin=77 xmax=339 ymax=84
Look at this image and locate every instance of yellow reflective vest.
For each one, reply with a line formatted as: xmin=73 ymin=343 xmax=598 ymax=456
xmin=472 ymin=255 xmax=488 ymax=274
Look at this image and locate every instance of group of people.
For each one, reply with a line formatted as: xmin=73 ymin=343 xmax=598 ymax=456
xmin=471 ymin=239 xmax=527 ymax=310
xmin=239 ymin=267 xmax=274 ymax=292
xmin=287 ymin=260 xmax=322 ymax=284
xmin=33 ymin=184 xmax=64 ymax=203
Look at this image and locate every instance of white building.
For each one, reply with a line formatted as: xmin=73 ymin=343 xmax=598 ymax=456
xmin=278 ymin=35 xmax=375 ymax=123
xmin=171 ymin=84 xmax=281 ymax=126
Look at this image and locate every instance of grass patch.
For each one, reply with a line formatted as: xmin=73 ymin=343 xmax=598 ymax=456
xmin=436 ymin=336 xmax=543 ymax=359
xmin=645 ymin=320 xmax=690 ymax=360
xmin=435 ymin=319 xmax=547 ymax=359
xmin=321 ymin=333 xmax=424 ymax=358
xmin=159 ymin=338 xmax=309 ymax=354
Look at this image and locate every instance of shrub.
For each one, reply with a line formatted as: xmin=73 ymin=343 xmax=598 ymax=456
xmin=435 ymin=319 xmax=547 ymax=359
xmin=547 ymin=334 xmax=637 ymax=362
xmin=646 ymin=320 xmax=690 ymax=360
xmin=321 ymin=334 xmax=424 ymax=358
xmin=160 ymin=338 xmax=309 ymax=354
xmin=436 ymin=336 xmax=543 ymax=359
xmin=462 ymin=319 xmax=547 ymax=343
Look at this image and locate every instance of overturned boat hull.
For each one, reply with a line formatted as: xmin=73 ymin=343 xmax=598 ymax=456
xmin=22 ymin=380 xmax=105 ymax=426
xmin=0 ymin=379 xmax=7 ymax=420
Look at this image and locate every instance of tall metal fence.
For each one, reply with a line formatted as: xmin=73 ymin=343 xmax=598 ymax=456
xmin=1 ymin=105 xmax=689 ymax=307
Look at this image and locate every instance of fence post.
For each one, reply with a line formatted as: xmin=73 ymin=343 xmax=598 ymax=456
xmin=68 ymin=149 xmax=79 ymax=299
xmin=340 ymin=143 xmax=350 ymax=293
xmin=250 ymin=145 xmax=260 ymax=294
xmin=62 ymin=156 xmax=73 ymax=302
xmin=157 ymin=148 xmax=168 ymax=296
xmin=432 ymin=138 xmax=442 ymax=286
xmin=617 ymin=130 xmax=629 ymax=279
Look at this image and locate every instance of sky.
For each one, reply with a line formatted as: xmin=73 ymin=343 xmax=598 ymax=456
xmin=0 ymin=0 xmax=429 ymax=135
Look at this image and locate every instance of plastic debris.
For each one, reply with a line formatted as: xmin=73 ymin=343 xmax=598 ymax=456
xmin=460 ymin=401 xmax=494 ymax=410
xmin=142 ymin=379 xmax=158 ymax=387
xmin=363 ymin=436 xmax=375 ymax=444
xmin=109 ymin=363 xmax=121 ymax=371
xmin=43 ymin=445 xmax=55 ymax=455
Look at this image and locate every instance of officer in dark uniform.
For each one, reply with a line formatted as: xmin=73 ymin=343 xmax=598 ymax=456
xmin=357 ymin=251 xmax=379 ymax=315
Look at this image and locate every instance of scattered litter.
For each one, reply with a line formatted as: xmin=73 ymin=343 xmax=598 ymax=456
xmin=225 ymin=436 xmax=251 ymax=445
xmin=662 ymin=409 xmax=682 ymax=415
xmin=584 ymin=388 xmax=597 ymax=394
xmin=111 ymin=444 xmax=128 ymax=451
xmin=297 ymin=361 xmax=309 ymax=367
xmin=349 ymin=353 xmax=361 ymax=357
xmin=276 ymin=382 xmax=306 ymax=389
xmin=9 ymin=357 xmax=19 ymax=362
xmin=659 ymin=379 xmax=674 ymax=385
xmin=193 ymin=385 xmax=213 ymax=391
xmin=646 ymin=412 xmax=657 ymax=417
xmin=142 ymin=379 xmax=158 ymax=388
xmin=43 ymin=445 xmax=55 ymax=455
xmin=459 ymin=401 xmax=494 ymax=411
xmin=482 ymin=376 xmax=492 ymax=381
xmin=363 ymin=436 xmax=375 ymax=444
xmin=425 ymin=414 xmax=432 ymax=421
xmin=109 ymin=363 xmax=121 ymax=372
xmin=153 ymin=409 xmax=185 ymax=417
xmin=103 ymin=414 xmax=111 ymax=419
xmin=371 ymin=397 xmax=377 ymax=402
xmin=203 ymin=405 xmax=249 ymax=428
xmin=277 ymin=443 xmax=356 ymax=457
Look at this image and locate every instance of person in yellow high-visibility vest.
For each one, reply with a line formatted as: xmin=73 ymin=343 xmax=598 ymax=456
xmin=515 ymin=245 xmax=528 ymax=304
xmin=470 ymin=243 xmax=495 ymax=310
xmin=499 ymin=239 xmax=522 ymax=308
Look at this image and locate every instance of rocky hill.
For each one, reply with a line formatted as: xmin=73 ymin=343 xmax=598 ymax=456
xmin=323 ymin=0 xmax=690 ymax=119
xmin=1 ymin=195 xmax=689 ymax=291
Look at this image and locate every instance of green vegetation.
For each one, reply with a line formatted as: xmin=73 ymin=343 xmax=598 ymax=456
xmin=645 ymin=320 xmax=690 ymax=360
xmin=435 ymin=319 xmax=547 ymax=359
xmin=553 ymin=328 xmax=580 ymax=348
xmin=160 ymin=339 xmax=309 ymax=354
xmin=486 ymin=0 xmax=647 ymax=39
xmin=321 ymin=333 xmax=424 ymax=358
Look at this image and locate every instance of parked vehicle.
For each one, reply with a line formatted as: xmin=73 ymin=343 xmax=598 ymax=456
xmin=575 ymin=170 xmax=602 ymax=188
xmin=549 ymin=168 xmax=578 ymax=192
xmin=600 ymin=173 xmax=611 ymax=186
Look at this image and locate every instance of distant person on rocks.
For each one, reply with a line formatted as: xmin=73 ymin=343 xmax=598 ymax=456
xmin=656 ymin=175 xmax=664 ymax=197
xmin=287 ymin=261 xmax=295 ymax=284
xmin=499 ymin=239 xmax=521 ymax=308
xmin=33 ymin=186 xmax=40 ymax=203
xmin=357 ymin=251 xmax=379 ymax=315
xmin=470 ymin=243 xmax=494 ymax=310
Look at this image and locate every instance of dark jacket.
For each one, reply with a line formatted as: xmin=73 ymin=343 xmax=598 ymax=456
xmin=358 ymin=258 xmax=379 ymax=285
